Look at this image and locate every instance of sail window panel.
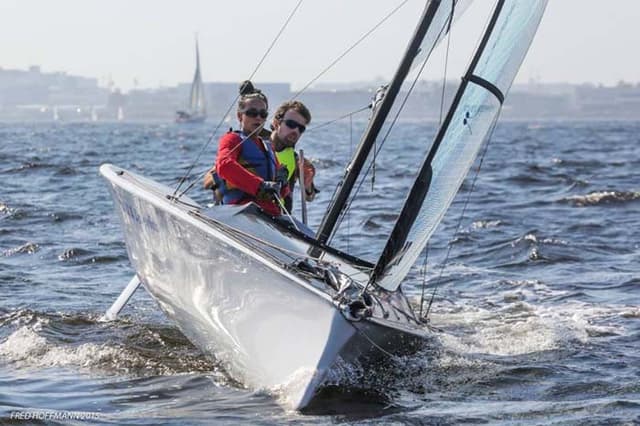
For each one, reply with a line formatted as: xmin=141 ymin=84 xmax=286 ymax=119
xmin=474 ymin=1 xmax=548 ymax=96
xmin=377 ymin=87 xmax=501 ymax=291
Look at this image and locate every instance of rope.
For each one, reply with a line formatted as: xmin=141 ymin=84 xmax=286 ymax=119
xmin=274 ymin=192 xmax=300 ymax=232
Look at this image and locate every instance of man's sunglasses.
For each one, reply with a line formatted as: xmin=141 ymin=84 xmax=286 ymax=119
xmin=243 ymin=108 xmax=268 ymax=119
xmin=283 ymin=119 xmax=306 ymax=134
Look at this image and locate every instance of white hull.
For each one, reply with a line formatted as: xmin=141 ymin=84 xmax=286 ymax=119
xmin=100 ymin=164 xmax=428 ymax=409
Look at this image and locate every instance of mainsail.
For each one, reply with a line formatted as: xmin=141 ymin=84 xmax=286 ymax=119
xmin=373 ymin=0 xmax=549 ymax=291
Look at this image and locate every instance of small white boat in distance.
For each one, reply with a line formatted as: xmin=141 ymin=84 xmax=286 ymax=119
xmin=176 ymin=37 xmax=207 ymax=124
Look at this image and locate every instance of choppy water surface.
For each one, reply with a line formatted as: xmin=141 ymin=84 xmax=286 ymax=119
xmin=1 ymin=120 xmax=639 ymax=424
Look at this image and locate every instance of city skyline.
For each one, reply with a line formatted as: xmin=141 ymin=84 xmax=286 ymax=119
xmin=2 ymin=0 xmax=639 ymax=91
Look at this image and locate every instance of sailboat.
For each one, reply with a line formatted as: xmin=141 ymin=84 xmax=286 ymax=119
xmin=176 ymin=38 xmax=207 ymax=123
xmin=100 ymin=0 xmax=548 ymax=410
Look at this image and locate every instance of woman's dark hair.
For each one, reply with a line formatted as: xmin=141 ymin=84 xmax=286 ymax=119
xmin=238 ymin=80 xmax=268 ymax=111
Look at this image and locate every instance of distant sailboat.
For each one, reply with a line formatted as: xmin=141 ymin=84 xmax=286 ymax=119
xmin=176 ymin=38 xmax=207 ymax=123
xmin=117 ymin=106 xmax=124 ymax=121
xmin=52 ymin=106 xmax=59 ymax=122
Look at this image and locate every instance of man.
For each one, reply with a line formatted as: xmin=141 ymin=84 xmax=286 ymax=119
xmin=269 ymin=100 xmax=318 ymax=214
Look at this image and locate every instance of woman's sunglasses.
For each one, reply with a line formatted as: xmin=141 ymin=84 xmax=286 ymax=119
xmin=243 ymin=108 xmax=268 ymax=119
xmin=283 ymin=119 xmax=306 ymax=134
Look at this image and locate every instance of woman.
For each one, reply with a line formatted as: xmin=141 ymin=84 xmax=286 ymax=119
xmin=204 ymin=81 xmax=288 ymax=216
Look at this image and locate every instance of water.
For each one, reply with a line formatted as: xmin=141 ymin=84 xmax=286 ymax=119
xmin=1 ymin=120 xmax=639 ymax=424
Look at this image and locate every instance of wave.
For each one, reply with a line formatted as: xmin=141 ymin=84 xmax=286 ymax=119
xmin=3 ymin=161 xmax=58 ymax=173
xmin=2 ymin=242 xmax=39 ymax=256
xmin=428 ymin=299 xmax=631 ymax=358
xmin=561 ymin=190 xmax=640 ymax=207
xmin=53 ymin=166 xmax=78 ymax=176
xmin=0 ymin=309 xmax=220 ymax=378
xmin=471 ymin=219 xmax=502 ymax=229
xmin=362 ymin=212 xmax=398 ymax=231
xmin=57 ymin=247 xmax=126 ymax=264
xmin=451 ymin=230 xmax=579 ymax=268
xmin=49 ymin=211 xmax=83 ymax=222
xmin=0 ymin=202 xmax=28 ymax=221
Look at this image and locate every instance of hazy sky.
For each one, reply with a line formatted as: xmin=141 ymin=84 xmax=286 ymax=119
xmin=2 ymin=0 xmax=639 ymax=91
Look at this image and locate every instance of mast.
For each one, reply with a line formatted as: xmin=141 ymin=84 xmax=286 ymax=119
xmin=314 ymin=0 xmax=442 ymax=245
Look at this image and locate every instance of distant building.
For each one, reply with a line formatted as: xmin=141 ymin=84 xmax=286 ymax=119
xmin=1 ymin=65 xmax=639 ymax=122
xmin=0 ymin=66 xmax=108 ymax=121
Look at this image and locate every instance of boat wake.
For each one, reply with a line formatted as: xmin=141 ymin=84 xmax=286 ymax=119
xmin=0 ymin=309 xmax=220 ymax=379
xmin=430 ymin=293 xmax=630 ymax=358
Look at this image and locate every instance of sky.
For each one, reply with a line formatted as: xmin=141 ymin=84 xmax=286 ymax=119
xmin=2 ymin=0 xmax=639 ymax=92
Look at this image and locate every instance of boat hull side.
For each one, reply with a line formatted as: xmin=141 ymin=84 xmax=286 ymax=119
xmin=102 ymin=168 xmax=356 ymax=409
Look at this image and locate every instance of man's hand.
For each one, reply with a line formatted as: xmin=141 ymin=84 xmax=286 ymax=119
xmin=302 ymin=159 xmax=315 ymax=189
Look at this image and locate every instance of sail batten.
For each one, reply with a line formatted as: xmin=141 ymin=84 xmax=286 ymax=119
xmin=374 ymin=0 xmax=549 ymax=291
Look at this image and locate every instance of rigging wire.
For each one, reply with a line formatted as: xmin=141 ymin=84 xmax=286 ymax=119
xmin=306 ymin=105 xmax=371 ymax=134
xmin=438 ymin=2 xmax=455 ymax=124
xmin=347 ymin=113 xmax=353 ymax=253
xmin=325 ymin=9 xmax=455 ymax=244
xmin=172 ymin=0 xmax=304 ymax=199
xmin=327 ymin=33 xmax=441 ymax=245
xmin=291 ymin=0 xmax=409 ymax=100
xmin=419 ymin=0 xmax=456 ymax=321
xmin=422 ymin=0 xmax=504 ymax=322
xmin=177 ymin=0 xmax=409 ymax=201
xmin=423 ymin=114 xmax=500 ymax=322
xmin=348 ymin=40 xmax=445 ymax=298
xmin=418 ymin=242 xmax=430 ymax=319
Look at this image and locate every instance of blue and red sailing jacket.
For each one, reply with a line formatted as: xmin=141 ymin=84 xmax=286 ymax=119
xmin=215 ymin=131 xmax=288 ymax=216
